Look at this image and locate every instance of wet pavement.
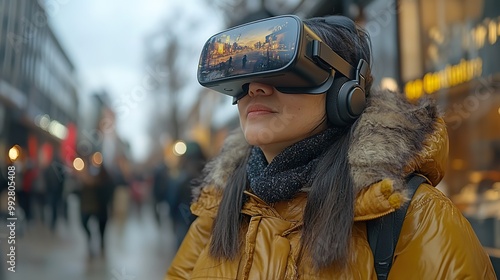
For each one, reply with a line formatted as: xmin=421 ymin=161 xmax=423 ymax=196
xmin=0 ymin=194 xmax=178 ymax=280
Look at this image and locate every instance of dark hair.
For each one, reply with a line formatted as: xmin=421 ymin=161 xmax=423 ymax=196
xmin=304 ymin=16 xmax=374 ymax=95
xmin=209 ymin=16 xmax=372 ymax=269
xmin=209 ymin=146 xmax=251 ymax=259
xmin=300 ymin=15 xmax=372 ymax=269
xmin=301 ymin=128 xmax=354 ymax=269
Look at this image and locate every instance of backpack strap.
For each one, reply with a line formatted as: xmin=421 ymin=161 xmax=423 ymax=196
xmin=366 ymin=174 xmax=428 ymax=280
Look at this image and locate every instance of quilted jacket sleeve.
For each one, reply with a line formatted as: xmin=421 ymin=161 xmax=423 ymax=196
xmin=389 ymin=184 xmax=496 ymax=279
xmin=165 ymin=215 xmax=214 ymax=280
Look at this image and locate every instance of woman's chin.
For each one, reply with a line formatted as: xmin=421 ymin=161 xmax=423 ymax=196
xmin=243 ymin=126 xmax=278 ymax=146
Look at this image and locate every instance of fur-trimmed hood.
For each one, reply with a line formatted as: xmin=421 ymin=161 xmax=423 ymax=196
xmin=193 ymin=89 xmax=448 ymax=215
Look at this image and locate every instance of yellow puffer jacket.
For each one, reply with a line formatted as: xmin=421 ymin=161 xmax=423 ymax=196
xmin=166 ymin=90 xmax=496 ymax=279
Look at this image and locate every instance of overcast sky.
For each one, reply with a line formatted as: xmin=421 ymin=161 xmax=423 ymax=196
xmin=48 ymin=0 xmax=226 ymax=162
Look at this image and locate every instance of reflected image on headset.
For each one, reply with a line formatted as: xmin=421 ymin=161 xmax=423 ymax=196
xmin=198 ymin=18 xmax=298 ymax=83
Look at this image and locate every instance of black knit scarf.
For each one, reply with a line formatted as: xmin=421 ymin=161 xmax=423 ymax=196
xmin=247 ymin=128 xmax=341 ymax=204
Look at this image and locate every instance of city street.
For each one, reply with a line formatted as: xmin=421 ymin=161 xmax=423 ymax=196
xmin=0 ymin=194 xmax=177 ymax=280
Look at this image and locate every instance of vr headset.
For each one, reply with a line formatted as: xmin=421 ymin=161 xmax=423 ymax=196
xmin=197 ymin=15 xmax=369 ymax=106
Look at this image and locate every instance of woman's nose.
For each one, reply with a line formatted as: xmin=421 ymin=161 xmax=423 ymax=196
xmin=247 ymin=82 xmax=274 ymax=97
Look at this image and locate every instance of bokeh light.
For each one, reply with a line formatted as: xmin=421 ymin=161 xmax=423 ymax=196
xmin=8 ymin=145 xmax=21 ymax=162
xmin=73 ymin=157 xmax=85 ymax=171
xmin=173 ymin=141 xmax=187 ymax=156
xmin=92 ymin=152 xmax=103 ymax=166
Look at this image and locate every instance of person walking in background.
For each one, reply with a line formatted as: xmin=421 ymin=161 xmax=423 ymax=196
xmin=18 ymin=158 xmax=36 ymax=224
xmin=110 ymin=154 xmax=131 ymax=231
xmin=77 ymin=159 xmax=114 ymax=258
xmin=43 ymin=151 xmax=66 ymax=232
xmin=152 ymin=159 xmax=170 ymax=226
xmin=31 ymin=156 xmax=47 ymax=225
xmin=167 ymin=141 xmax=206 ymax=248
xmin=167 ymin=15 xmax=495 ymax=279
xmin=129 ymin=173 xmax=149 ymax=216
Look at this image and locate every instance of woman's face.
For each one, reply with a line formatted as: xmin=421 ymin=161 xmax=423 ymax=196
xmin=237 ymin=82 xmax=328 ymax=161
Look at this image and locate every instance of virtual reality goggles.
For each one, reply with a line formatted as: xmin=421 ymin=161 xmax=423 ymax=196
xmin=197 ymin=15 xmax=369 ymax=104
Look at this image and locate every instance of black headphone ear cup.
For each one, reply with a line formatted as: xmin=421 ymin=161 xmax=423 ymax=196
xmin=339 ymin=80 xmax=366 ymax=118
xmin=326 ymin=77 xmax=366 ymax=126
xmin=326 ymin=76 xmax=349 ymax=126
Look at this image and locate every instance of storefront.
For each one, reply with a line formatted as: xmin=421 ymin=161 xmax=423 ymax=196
xmin=399 ymin=0 xmax=500 ymax=259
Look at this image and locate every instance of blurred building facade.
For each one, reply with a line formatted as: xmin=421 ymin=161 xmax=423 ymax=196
xmin=400 ymin=0 xmax=500 ymax=196
xmin=0 ymin=0 xmax=79 ymax=166
xmin=79 ymin=91 xmax=131 ymax=184
xmin=396 ymin=0 xmax=500 ymax=265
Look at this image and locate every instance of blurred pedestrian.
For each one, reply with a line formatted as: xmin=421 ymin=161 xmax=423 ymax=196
xmin=152 ymin=159 xmax=170 ymax=225
xmin=130 ymin=173 xmax=148 ymax=216
xmin=31 ymin=158 xmax=47 ymax=225
xmin=111 ymin=155 xmax=131 ymax=230
xmin=43 ymin=151 xmax=66 ymax=232
xmin=167 ymin=15 xmax=495 ymax=279
xmin=167 ymin=141 xmax=206 ymax=248
xmin=77 ymin=161 xmax=114 ymax=257
xmin=18 ymin=158 xmax=36 ymax=223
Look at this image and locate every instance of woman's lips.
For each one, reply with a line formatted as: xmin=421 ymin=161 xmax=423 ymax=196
xmin=246 ymin=104 xmax=276 ymax=117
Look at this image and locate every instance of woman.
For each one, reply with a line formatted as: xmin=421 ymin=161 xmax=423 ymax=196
xmin=166 ymin=15 xmax=495 ymax=279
